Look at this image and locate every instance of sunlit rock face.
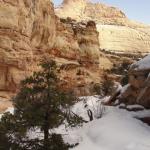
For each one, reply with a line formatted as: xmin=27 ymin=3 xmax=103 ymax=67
xmin=97 ymin=25 xmax=150 ymax=54
xmin=53 ymin=18 xmax=103 ymax=96
xmin=0 ymin=0 xmax=109 ymax=112
xmin=0 ymin=0 xmax=56 ymax=101
xmin=55 ymin=0 xmax=125 ymax=22
xmin=56 ymin=0 xmax=150 ymax=54
xmin=54 ymin=18 xmax=100 ymax=63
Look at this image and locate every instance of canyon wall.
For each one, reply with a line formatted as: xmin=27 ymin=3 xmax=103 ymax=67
xmin=56 ymin=0 xmax=150 ymax=54
xmin=54 ymin=18 xmax=100 ymax=63
xmin=0 ymin=0 xmax=56 ymax=100
xmin=55 ymin=0 xmax=126 ymax=23
xmin=53 ymin=18 xmax=103 ymax=96
xmin=0 ymin=0 xmax=108 ymax=111
xmin=0 ymin=0 xmax=55 ymax=98
xmin=110 ymin=55 xmax=150 ymax=108
xmin=1 ymin=0 xmax=150 ymax=110
xmin=97 ymin=25 xmax=150 ymax=53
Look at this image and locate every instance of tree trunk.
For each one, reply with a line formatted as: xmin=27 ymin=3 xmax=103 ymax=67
xmin=44 ymin=112 xmax=49 ymax=150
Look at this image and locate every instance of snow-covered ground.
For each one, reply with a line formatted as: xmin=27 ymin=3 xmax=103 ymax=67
xmin=1 ymin=96 xmax=150 ymax=150
xmin=63 ymin=96 xmax=150 ymax=150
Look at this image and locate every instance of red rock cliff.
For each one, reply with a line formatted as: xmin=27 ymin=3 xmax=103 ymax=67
xmin=0 ymin=0 xmax=107 ymax=111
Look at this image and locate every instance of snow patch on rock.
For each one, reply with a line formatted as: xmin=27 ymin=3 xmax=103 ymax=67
xmin=130 ymin=54 xmax=150 ymax=71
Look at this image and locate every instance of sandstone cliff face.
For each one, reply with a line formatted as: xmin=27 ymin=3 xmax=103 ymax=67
xmin=56 ymin=0 xmax=150 ymax=54
xmin=53 ymin=18 xmax=103 ymax=96
xmin=54 ymin=18 xmax=100 ymax=63
xmin=0 ymin=0 xmax=56 ymax=110
xmin=0 ymin=0 xmax=106 ymax=112
xmin=97 ymin=25 xmax=150 ymax=53
xmin=56 ymin=0 xmax=126 ymax=24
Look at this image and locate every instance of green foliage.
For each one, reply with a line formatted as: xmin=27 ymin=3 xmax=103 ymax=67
xmin=0 ymin=60 xmax=83 ymax=150
xmin=121 ymin=74 xmax=129 ymax=86
xmin=93 ymin=76 xmax=115 ymax=96
xmin=93 ymin=83 xmax=101 ymax=95
xmin=0 ymin=112 xmax=27 ymax=150
xmin=100 ymin=79 xmax=115 ymax=96
xmin=109 ymin=60 xmax=130 ymax=76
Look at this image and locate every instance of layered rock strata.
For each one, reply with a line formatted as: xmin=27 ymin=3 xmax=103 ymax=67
xmin=56 ymin=0 xmax=150 ymax=54
xmin=53 ymin=18 xmax=103 ymax=96
xmin=0 ymin=0 xmax=56 ymax=99
xmin=0 ymin=0 xmax=109 ymax=111
xmin=54 ymin=18 xmax=100 ymax=64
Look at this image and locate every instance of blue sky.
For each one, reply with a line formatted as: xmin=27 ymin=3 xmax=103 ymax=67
xmin=54 ymin=0 xmax=150 ymax=24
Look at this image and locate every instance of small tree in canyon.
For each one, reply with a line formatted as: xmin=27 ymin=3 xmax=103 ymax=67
xmin=93 ymin=75 xmax=115 ymax=97
xmin=0 ymin=60 xmax=83 ymax=150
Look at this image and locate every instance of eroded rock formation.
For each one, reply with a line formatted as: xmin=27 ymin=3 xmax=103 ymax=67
xmin=54 ymin=18 xmax=100 ymax=63
xmin=2 ymin=0 xmax=150 ymax=111
xmin=56 ymin=0 xmax=150 ymax=54
xmin=109 ymin=55 xmax=150 ymax=108
xmin=55 ymin=0 xmax=126 ymax=23
xmin=0 ymin=0 xmax=55 ymax=98
xmin=53 ymin=18 xmax=103 ymax=96
xmin=0 ymin=0 xmax=109 ymax=111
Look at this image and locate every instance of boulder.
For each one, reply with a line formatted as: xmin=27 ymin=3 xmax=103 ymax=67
xmin=110 ymin=55 xmax=150 ymax=108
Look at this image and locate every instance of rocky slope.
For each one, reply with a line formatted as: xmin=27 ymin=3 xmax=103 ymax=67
xmin=1 ymin=0 xmax=149 ymax=111
xmin=54 ymin=18 xmax=100 ymax=63
xmin=0 ymin=0 xmax=111 ymax=112
xmin=109 ymin=55 xmax=150 ymax=108
xmin=56 ymin=0 xmax=150 ymax=54
xmin=53 ymin=18 xmax=106 ymax=96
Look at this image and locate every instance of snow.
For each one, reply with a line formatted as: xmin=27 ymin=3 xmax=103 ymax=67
xmin=126 ymin=104 xmax=145 ymax=110
xmin=121 ymin=84 xmax=130 ymax=94
xmin=72 ymin=96 xmax=108 ymax=120
xmin=130 ymin=54 xmax=150 ymax=71
xmin=115 ymin=82 xmax=122 ymax=92
xmin=68 ymin=96 xmax=150 ymax=150
xmin=73 ymin=109 xmax=150 ymax=150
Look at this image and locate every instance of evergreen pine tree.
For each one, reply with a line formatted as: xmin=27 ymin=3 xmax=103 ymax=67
xmin=0 ymin=60 xmax=83 ymax=150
